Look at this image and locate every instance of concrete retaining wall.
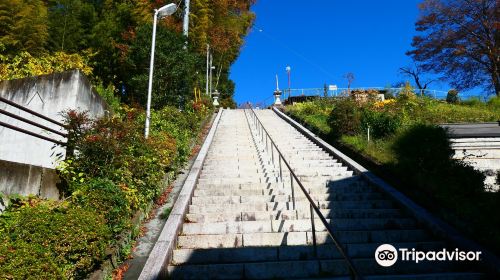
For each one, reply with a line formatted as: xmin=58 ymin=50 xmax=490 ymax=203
xmin=0 ymin=70 xmax=108 ymax=169
xmin=0 ymin=160 xmax=60 ymax=199
xmin=451 ymin=137 xmax=500 ymax=192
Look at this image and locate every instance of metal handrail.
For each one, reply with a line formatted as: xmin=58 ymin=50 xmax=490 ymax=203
xmin=0 ymin=96 xmax=67 ymax=145
xmin=245 ymin=108 xmax=363 ymax=280
xmin=0 ymin=96 xmax=67 ymax=127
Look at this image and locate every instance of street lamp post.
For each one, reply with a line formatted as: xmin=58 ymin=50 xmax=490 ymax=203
xmin=145 ymin=3 xmax=177 ymax=139
xmin=286 ymin=66 xmax=291 ymax=100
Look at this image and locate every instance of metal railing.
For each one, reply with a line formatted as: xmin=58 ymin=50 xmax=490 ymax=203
xmin=0 ymin=96 xmax=68 ymax=146
xmin=245 ymin=108 xmax=363 ymax=280
xmin=281 ymin=87 xmax=489 ymax=100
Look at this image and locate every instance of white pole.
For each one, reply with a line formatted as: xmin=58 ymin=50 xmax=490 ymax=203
xmin=145 ymin=10 xmax=159 ymax=139
xmin=183 ymin=0 xmax=190 ymax=37
xmin=209 ymin=54 xmax=213 ymax=96
xmin=206 ymin=44 xmax=209 ymax=95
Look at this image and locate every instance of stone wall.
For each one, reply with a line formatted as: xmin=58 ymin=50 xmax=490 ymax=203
xmin=0 ymin=70 xmax=108 ymax=168
xmin=451 ymin=137 xmax=500 ymax=192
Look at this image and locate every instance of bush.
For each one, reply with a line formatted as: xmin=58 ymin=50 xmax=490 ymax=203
xmin=360 ymin=109 xmax=402 ymax=138
xmin=0 ymin=202 xmax=110 ymax=279
xmin=461 ymin=97 xmax=483 ymax=106
xmin=487 ymin=96 xmax=500 ymax=109
xmin=446 ymin=89 xmax=460 ymax=104
xmin=71 ymin=178 xmax=132 ymax=235
xmin=392 ymin=124 xmax=484 ymax=197
xmin=328 ymin=98 xmax=362 ymax=137
xmin=58 ymin=107 xmax=177 ymax=210
xmin=392 ymin=125 xmax=452 ymax=173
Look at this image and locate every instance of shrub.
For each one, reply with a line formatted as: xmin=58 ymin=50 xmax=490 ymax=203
xmin=0 ymin=202 xmax=110 ymax=279
xmin=327 ymin=98 xmax=362 ymax=137
xmin=487 ymin=96 xmax=500 ymax=110
xmin=392 ymin=125 xmax=453 ymax=173
xmin=360 ymin=109 xmax=402 ymax=138
xmin=398 ymin=82 xmax=416 ymax=100
xmin=392 ymin=124 xmax=484 ymax=197
xmin=446 ymin=89 xmax=460 ymax=104
xmin=71 ymin=178 xmax=132 ymax=235
xmin=461 ymin=97 xmax=483 ymax=107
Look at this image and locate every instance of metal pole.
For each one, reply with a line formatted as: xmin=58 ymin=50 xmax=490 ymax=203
xmin=287 ymin=67 xmax=291 ymax=99
xmin=279 ymin=155 xmax=282 ymax=181
xmin=145 ymin=10 xmax=159 ymax=138
xmin=310 ymin=204 xmax=318 ymax=257
xmin=183 ymin=0 xmax=190 ymax=37
xmin=271 ymin=143 xmax=274 ymax=164
xmin=290 ymin=172 xmax=296 ymax=210
xmin=209 ymin=53 xmax=213 ymax=96
xmin=206 ymin=44 xmax=209 ymax=95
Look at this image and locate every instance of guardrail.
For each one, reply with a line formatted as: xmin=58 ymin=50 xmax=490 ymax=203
xmin=0 ymin=96 xmax=67 ymax=146
xmin=244 ymin=108 xmax=363 ymax=280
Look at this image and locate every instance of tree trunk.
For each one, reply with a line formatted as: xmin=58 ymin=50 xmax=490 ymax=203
xmin=492 ymin=69 xmax=500 ymax=97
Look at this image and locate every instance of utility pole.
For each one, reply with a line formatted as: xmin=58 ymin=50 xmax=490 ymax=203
xmin=206 ymin=44 xmax=209 ymax=95
xmin=183 ymin=0 xmax=190 ymax=37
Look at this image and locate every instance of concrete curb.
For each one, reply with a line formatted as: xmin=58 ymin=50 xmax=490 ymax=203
xmin=272 ymin=107 xmax=500 ymax=275
xmin=138 ymin=109 xmax=223 ymax=280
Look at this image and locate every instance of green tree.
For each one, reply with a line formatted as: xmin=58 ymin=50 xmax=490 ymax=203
xmin=124 ymin=23 xmax=202 ymax=108
xmin=0 ymin=0 xmax=48 ymax=55
xmin=47 ymin=0 xmax=97 ymax=52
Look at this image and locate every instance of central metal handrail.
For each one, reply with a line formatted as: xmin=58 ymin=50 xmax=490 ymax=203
xmin=246 ymin=108 xmax=363 ymax=280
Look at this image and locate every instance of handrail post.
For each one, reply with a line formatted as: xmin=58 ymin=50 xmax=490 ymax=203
xmin=266 ymin=134 xmax=268 ymax=152
xmin=261 ymin=124 xmax=264 ymax=142
xmin=310 ymin=204 xmax=318 ymax=258
xmin=290 ymin=171 xmax=296 ymax=210
xmin=271 ymin=143 xmax=275 ymax=165
xmin=279 ymin=154 xmax=283 ymax=181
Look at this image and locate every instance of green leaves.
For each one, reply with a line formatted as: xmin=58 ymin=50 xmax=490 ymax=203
xmin=0 ymin=0 xmax=49 ymax=55
xmin=0 ymin=203 xmax=110 ymax=279
xmin=124 ymin=24 xmax=202 ymax=108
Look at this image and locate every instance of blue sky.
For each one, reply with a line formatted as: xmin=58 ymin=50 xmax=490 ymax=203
xmin=229 ymin=0 xmax=449 ymax=105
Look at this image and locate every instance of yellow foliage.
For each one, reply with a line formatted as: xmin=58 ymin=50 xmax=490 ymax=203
xmin=0 ymin=50 xmax=94 ymax=81
xmin=374 ymin=99 xmax=396 ymax=109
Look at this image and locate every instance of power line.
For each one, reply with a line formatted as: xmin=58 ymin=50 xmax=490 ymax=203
xmin=252 ymin=25 xmax=337 ymax=80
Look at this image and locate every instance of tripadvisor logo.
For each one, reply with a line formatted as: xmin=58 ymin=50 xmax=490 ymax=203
xmin=374 ymin=244 xmax=482 ymax=267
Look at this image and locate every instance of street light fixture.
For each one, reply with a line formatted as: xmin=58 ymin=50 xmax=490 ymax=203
xmin=144 ymin=3 xmax=177 ymax=138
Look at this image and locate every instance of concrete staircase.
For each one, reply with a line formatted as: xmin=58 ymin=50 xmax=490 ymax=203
xmin=166 ymin=109 xmax=483 ymax=279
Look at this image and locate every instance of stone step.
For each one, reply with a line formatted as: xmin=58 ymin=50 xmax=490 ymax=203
xmin=195 ymin=183 xmax=372 ymax=194
xmin=194 ymin=185 xmax=375 ymax=197
xmin=190 ymin=192 xmax=386 ymax=205
xmin=178 ymin=228 xmax=438 ymax=248
xmin=181 ymin=218 xmax=417 ymax=235
xmin=171 ymin=241 xmax=445 ymax=265
xmin=188 ymin=200 xmax=396 ymax=213
xmin=196 ymin=174 xmax=354 ymax=185
xmin=167 ymin=258 xmax=463 ymax=279
xmin=185 ymin=208 xmax=403 ymax=223
xmin=178 ymin=229 xmax=432 ymax=249
xmin=199 ymin=167 xmax=349 ymax=177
